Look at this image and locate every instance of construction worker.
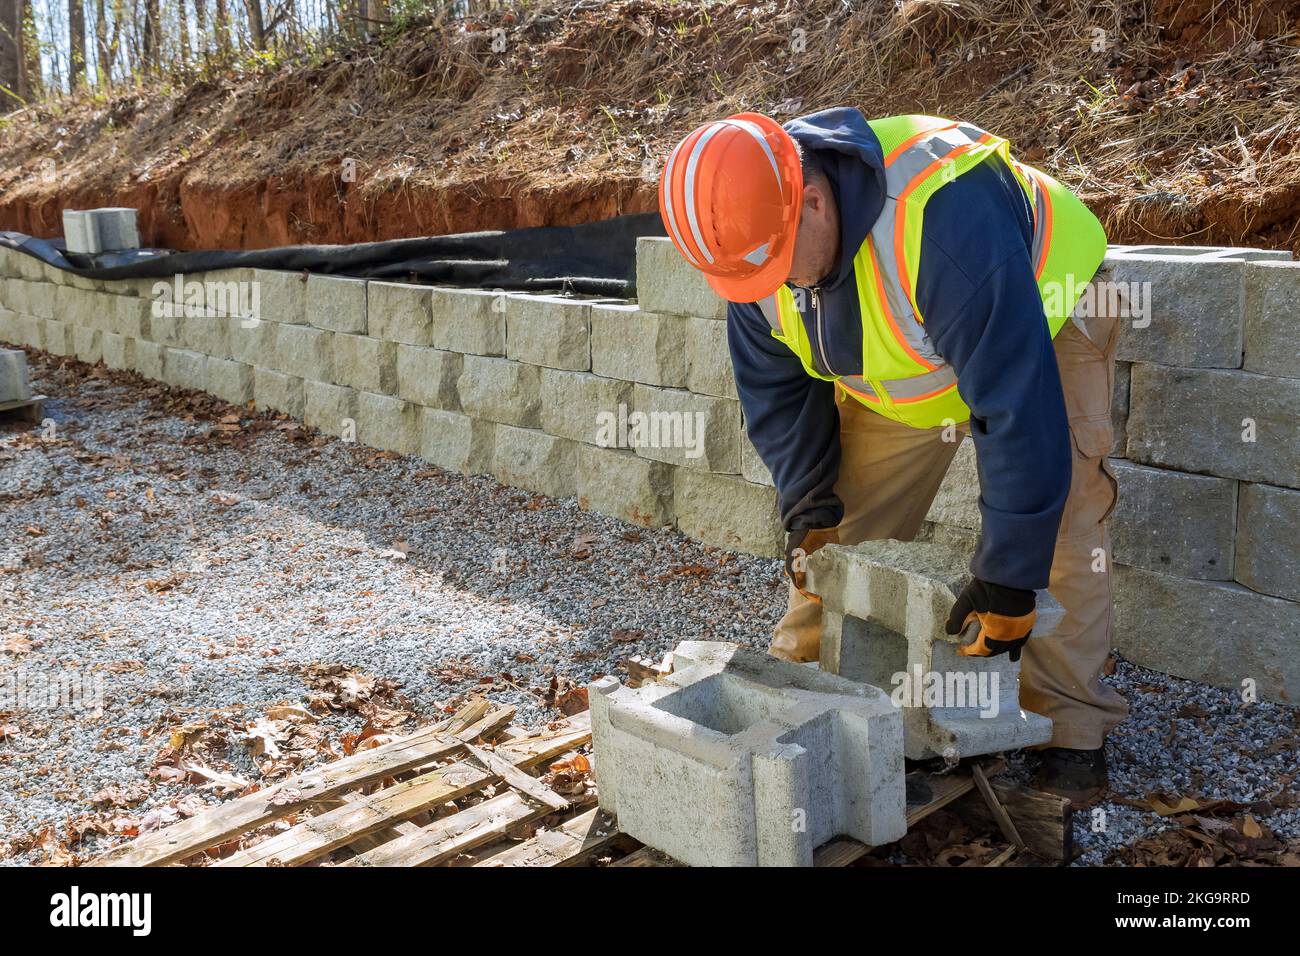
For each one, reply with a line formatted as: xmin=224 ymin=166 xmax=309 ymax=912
xmin=658 ymin=108 xmax=1128 ymax=803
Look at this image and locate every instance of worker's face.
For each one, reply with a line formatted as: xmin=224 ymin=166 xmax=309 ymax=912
xmin=787 ymin=176 xmax=840 ymax=288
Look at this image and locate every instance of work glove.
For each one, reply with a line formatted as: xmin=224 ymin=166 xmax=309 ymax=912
xmin=784 ymin=527 xmax=838 ymax=603
xmin=944 ymin=578 xmax=1036 ymax=661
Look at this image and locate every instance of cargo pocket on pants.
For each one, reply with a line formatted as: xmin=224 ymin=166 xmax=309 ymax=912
xmin=1060 ymin=416 xmax=1119 ymax=538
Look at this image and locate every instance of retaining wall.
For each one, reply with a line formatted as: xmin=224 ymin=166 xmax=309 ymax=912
xmin=1 ymin=237 xmax=1297 ymax=701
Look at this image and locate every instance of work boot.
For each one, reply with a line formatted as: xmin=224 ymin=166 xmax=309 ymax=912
xmin=1033 ymin=746 xmax=1108 ymax=805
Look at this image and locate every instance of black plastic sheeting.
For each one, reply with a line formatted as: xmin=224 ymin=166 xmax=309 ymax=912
xmin=0 ymin=211 xmax=667 ymax=299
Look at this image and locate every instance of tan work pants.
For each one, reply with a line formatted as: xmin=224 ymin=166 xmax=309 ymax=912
xmin=772 ymin=279 xmax=1130 ymax=749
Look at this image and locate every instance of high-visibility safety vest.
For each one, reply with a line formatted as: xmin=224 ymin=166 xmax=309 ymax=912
xmin=755 ymin=115 xmax=1107 ymax=429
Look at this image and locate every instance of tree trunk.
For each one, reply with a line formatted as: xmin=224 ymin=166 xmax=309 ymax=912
xmin=244 ymin=0 xmax=264 ymax=51
xmin=177 ymin=0 xmax=190 ymax=66
xmin=68 ymin=0 xmax=87 ymax=89
xmin=0 ymin=0 xmax=21 ymax=109
xmin=192 ymin=0 xmax=206 ymax=60
xmin=94 ymin=0 xmax=110 ymax=88
xmin=18 ymin=0 xmax=38 ymax=100
xmin=142 ymin=0 xmax=160 ymax=72
xmin=213 ymin=0 xmax=229 ymax=53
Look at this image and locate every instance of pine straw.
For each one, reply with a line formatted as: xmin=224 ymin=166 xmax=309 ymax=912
xmin=1 ymin=0 xmax=1299 ymax=249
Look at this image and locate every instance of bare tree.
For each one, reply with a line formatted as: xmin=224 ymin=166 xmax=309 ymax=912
xmin=213 ymin=0 xmax=230 ymax=54
xmin=0 ymin=0 xmax=21 ymax=109
xmin=142 ymin=0 xmax=160 ymax=72
xmin=245 ymin=0 xmax=264 ymax=51
xmin=69 ymin=0 xmax=87 ymax=88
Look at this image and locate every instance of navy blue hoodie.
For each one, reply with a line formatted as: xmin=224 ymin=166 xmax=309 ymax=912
xmin=728 ymin=107 xmax=1073 ymax=591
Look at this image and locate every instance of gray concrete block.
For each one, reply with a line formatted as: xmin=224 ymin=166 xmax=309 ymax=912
xmin=1108 ymin=460 xmax=1236 ymax=579
xmin=228 ymin=317 xmax=275 ymax=367
xmin=333 ymin=333 xmax=398 ymax=395
xmin=55 ymin=285 xmax=113 ymax=330
xmin=430 ymin=287 xmax=505 ymax=356
xmin=72 ymin=326 xmax=103 ymax=364
xmin=492 ymin=425 xmax=578 ymax=498
xmin=161 ymin=347 xmax=205 ymax=388
xmin=0 ymin=278 xmax=26 ymax=313
xmin=1112 ymin=360 xmax=1131 ymax=457
xmin=254 ymin=269 xmax=308 ymax=325
xmin=204 ymin=357 xmax=254 ymax=405
xmin=1127 ymin=365 xmax=1300 ymax=489
xmin=591 ymin=303 xmax=687 ymax=388
xmin=394 ymin=343 xmax=461 ymax=409
xmin=355 ymin=391 xmax=419 ymax=455
xmin=915 ymin=520 xmax=981 ymax=554
xmin=114 ymin=296 xmax=150 ymax=340
xmin=6 ymin=312 xmax=42 ymax=348
xmin=1106 ymin=253 xmax=1244 ymax=368
xmin=1114 ymin=564 xmax=1299 ymax=704
xmin=101 ymin=332 xmax=134 ymax=371
xmin=1243 ymin=260 xmax=1300 ymax=379
xmin=576 ymin=443 xmax=673 ymax=528
xmin=144 ymin=302 xmax=185 ymax=347
xmin=275 ymin=323 xmax=334 ymax=382
xmin=740 ymin=426 xmax=774 ymax=487
xmin=62 ymin=207 xmax=139 ymax=253
xmin=23 ymin=281 xmax=55 ymax=319
xmin=367 ymin=281 xmax=432 ymax=346
xmin=181 ymin=312 xmax=232 ymax=359
xmin=306 ymin=275 xmax=368 ymax=334
xmin=925 ymin=436 xmax=980 ymax=531
xmin=636 ymin=237 xmax=728 ymax=319
xmin=589 ymin=641 xmax=905 ymax=866
xmin=504 ymin=294 xmax=591 ymax=370
xmin=540 ymin=368 xmax=633 ymax=444
xmin=457 ymin=355 xmax=541 ymax=427
xmin=685 ymin=315 xmax=737 ymax=398
xmin=0 ymin=348 xmax=31 ymax=402
xmin=40 ymin=319 xmax=71 ymax=356
xmin=629 ymin=384 xmax=741 ymax=473
xmin=672 ymin=469 xmax=782 ymax=557
xmin=304 ymin=380 xmax=358 ymax=439
xmin=1235 ymin=482 xmax=1300 ymax=602
xmin=419 ymin=408 xmax=495 ymax=474
xmin=133 ymin=340 xmax=164 ymax=380
xmin=253 ymin=368 xmax=305 ymax=418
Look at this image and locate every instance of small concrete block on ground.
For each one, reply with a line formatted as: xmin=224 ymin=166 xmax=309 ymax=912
xmin=589 ymin=640 xmax=905 ymax=866
xmin=0 ymin=348 xmax=32 ymax=402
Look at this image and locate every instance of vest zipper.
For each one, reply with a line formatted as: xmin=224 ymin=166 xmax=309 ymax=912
xmin=810 ymin=285 xmax=836 ymax=377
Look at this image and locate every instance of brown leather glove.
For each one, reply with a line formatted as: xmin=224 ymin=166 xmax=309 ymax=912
xmin=945 ymin=578 xmax=1037 ymax=661
xmin=784 ymin=527 xmax=839 ymax=603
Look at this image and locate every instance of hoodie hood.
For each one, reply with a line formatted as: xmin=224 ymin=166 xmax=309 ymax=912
xmin=782 ymin=107 xmax=886 ymax=290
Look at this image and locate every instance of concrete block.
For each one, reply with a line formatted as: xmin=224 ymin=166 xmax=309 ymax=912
xmin=926 ymin=436 xmax=980 ymax=531
xmin=23 ymin=281 xmax=55 ymax=319
xmin=1243 ymin=260 xmax=1300 ymax=379
xmin=540 ymin=368 xmax=633 ymax=444
xmin=1112 ymin=360 xmax=1131 ymax=457
xmin=114 ymin=296 xmax=150 ymax=339
xmin=1108 ymin=460 xmax=1236 ymax=579
xmin=204 ymin=357 xmax=254 ymax=405
xmin=740 ymin=427 xmax=774 ymax=487
xmin=492 ymin=425 xmax=578 ymax=498
xmin=673 ymin=469 xmax=782 ymax=557
xmin=306 ymin=275 xmax=368 ymax=334
xmin=504 ymin=294 xmax=591 ymax=370
xmin=630 ymin=384 xmax=741 ymax=473
xmin=576 ymin=444 xmax=673 ymax=528
xmin=807 ymin=540 xmax=1057 ymax=759
xmin=0 ymin=348 xmax=31 ymax=402
xmin=161 ymin=347 xmax=205 ymax=388
xmin=144 ymin=301 xmax=185 ymax=347
xmin=101 ymin=332 xmax=134 ymax=371
xmin=1106 ymin=253 xmax=1244 ymax=368
xmin=133 ymin=340 xmax=164 ymax=380
xmin=62 ymin=207 xmax=139 ymax=254
xmin=457 ymin=355 xmax=541 ymax=427
xmin=0 ymin=278 xmax=26 ymax=313
xmin=1235 ymin=483 xmax=1300 ymax=602
xmin=419 ymin=408 xmax=495 ymax=474
xmin=55 ymin=285 xmax=113 ymax=330
xmin=1114 ymin=565 xmax=1299 ymax=704
xmin=253 ymin=368 xmax=305 ymax=418
xmin=430 ymin=287 xmax=505 ymax=356
xmin=181 ymin=312 xmax=232 ymax=359
xmin=1127 ymin=365 xmax=1300 ymax=489
xmin=367 ymin=281 xmax=432 ymax=346
xmin=228 ymin=317 xmax=275 ymax=366
xmin=304 ymin=380 xmax=359 ymax=439
xmin=589 ymin=641 xmax=905 ymax=866
xmin=72 ymin=326 xmax=103 ymax=364
xmin=334 ymin=333 xmax=398 ymax=395
xmin=590 ymin=303 xmax=687 ymax=387
xmin=394 ymin=343 xmax=460 ymax=409
xmin=274 ymin=323 xmax=334 ymax=382
xmin=5 ymin=312 xmax=42 ymax=348
xmin=40 ymin=319 xmax=71 ymax=356
xmin=685 ymin=315 xmax=737 ymax=398
xmin=915 ymin=520 xmax=981 ymax=554
xmin=254 ymin=269 xmax=308 ymax=325
xmin=355 ymin=391 xmax=419 ymax=455
xmin=636 ymin=237 xmax=728 ymax=319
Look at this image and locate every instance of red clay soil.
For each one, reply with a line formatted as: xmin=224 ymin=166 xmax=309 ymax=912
xmin=1 ymin=0 xmax=1298 ymax=254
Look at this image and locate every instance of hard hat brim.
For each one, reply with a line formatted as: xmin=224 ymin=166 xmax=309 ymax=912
xmin=704 ymin=236 xmax=796 ymax=304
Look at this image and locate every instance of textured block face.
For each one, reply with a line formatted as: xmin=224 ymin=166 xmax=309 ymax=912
xmin=576 ymin=444 xmax=673 ymax=528
xmin=740 ymin=427 xmax=773 ymax=487
xmin=181 ymin=313 xmax=232 ymax=359
xmin=672 ymin=469 xmax=782 ymax=557
xmin=355 ymin=392 xmax=419 ymax=455
xmin=630 ymin=384 xmax=741 ymax=472
xmin=685 ymin=315 xmax=737 ymax=399
xmin=133 ymin=340 xmax=164 ymax=380
xmin=306 ymin=275 xmax=368 ymax=334
xmin=253 ymin=368 xmax=305 ymax=418
xmin=23 ymin=281 xmax=55 ymax=319
xmin=1112 ymin=360 xmax=1132 ymax=456
xmin=55 ymin=285 xmax=111 ymax=330
xmin=161 ymin=347 xmax=205 ymax=388
xmin=0 ymin=311 xmax=41 ymax=348
xmin=1127 ymin=365 xmax=1300 ymax=489
xmin=1107 ymin=254 xmax=1245 ymax=368
xmin=367 ymin=281 xmax=433 ymax=346
xmin=204 ymin=357 xmax=254 ymax=405
xmin=589 ymin=641 xmax=905 ymax=866
xmin=419 ymin=408 xmax=495 ymax=475
xmin=334 ymin=333 xmax=398 ymax=395
xmin=41 ymin=319 xmax=71 ymax=356
xmin=1243 ymin=261 xmax=1300 ymax=379
xmin=926 ymin=437 xmax=980 ymax=532
xmin=492 ymin=425 xmax=578 ymax=498
xmin=1235 ymin=483 xmax=1300 ymax=602
xmin=590 ymin=304 xmax=686 ymax=387
xmin=504 ymin=295 xmax=591 ymax=370
xmin=228 ymin=318 xmax=275 ymax=367
xmin=0 ymin=348 xmax=31 ymax=403
xmin=275 ymin=323 xmax=334 ymax=382
xmin=1108 ymin=460 xmax=1236 ymax=579
xmin=72 ymin=326 xmax=103 ymax=364
xmin=540 ymin=368 xmax=633 ymax=444
xmin=254 ymin=269 xmax=308 ymax=325
xmin=101 ymin=332 xmax=134 ymax=371
xmin=808 ymin=540 xmax=1054 ymax=759
xmin=636 ymin=237 xmax=727 ymax=319
xmin=114 ymin=296 xmax=151 ymax=340
xmin=430 ymin=288 xmax=505 ymax=356
xmin=303 ymin=380 xmax=358 ymax=439
xmin=394 ymin=344 xmax=461 ymax=409
xmin=456 ymin=355 xmax=541 ymax=427
xmin=1114 ymin=565 xmax=1299 ymax=703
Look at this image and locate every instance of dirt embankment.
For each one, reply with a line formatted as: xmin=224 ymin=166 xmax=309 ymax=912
xmin=1 ymin=0 xmax=1298 ymax=253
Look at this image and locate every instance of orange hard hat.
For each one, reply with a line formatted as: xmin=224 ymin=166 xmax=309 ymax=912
xmin=658 ymin=113 xmax=803 ymax=303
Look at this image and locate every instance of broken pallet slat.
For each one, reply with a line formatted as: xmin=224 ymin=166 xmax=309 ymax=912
xmin=92 ymin=704 xmax=514 ymax=866
xmin=346 ymin=792 xmax=544 ymax=866
xmin=952 ymin=779 xmax=1074 ymax=864
xmin=464 ymin=743 xmax=569 ymax=812
xmin=971 ymin=762 xmax=1025 ymax=850
xmin=473 ymin=808 xmax=621 ymax=867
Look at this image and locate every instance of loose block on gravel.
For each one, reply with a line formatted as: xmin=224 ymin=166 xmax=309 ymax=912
xmin=589 ymin=640 xmax=907 ymax=867
xmin=807 ymin=540 xmax=1055 ymax=760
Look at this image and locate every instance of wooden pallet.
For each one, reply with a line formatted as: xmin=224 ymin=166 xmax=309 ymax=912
xmin=0 ymin=394 xmax=46 ymax=424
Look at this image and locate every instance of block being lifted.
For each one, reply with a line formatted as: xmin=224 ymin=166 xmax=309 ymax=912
xmin=62 ymin=208 xmax=141 ymax=255
xmin=589 ymin=641 xmax=905 ymax=867
xmin=806 ymin=539 xmax=1057 ymax=760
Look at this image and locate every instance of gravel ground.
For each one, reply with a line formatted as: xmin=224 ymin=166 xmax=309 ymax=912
xmin=1 ymin=351 xmax=1296 ymax=866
